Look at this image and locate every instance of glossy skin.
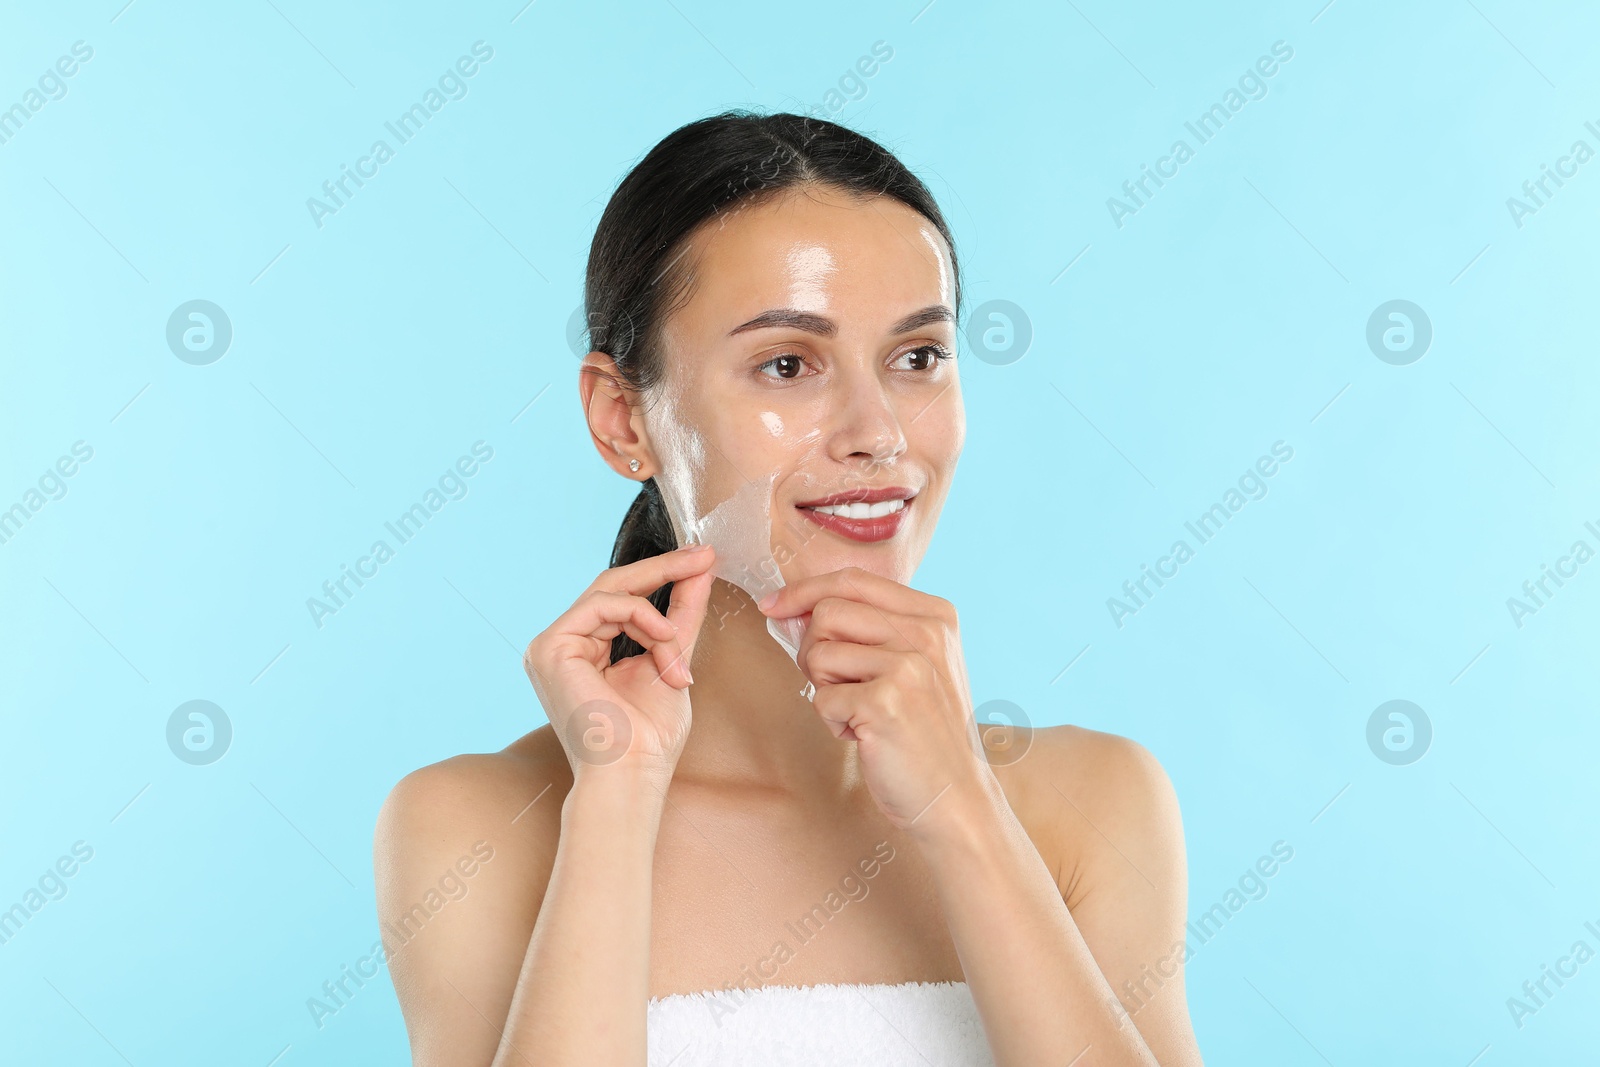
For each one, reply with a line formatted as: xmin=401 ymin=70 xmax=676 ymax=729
xmin=374 ymin=185 xmax=1204 ymax=1065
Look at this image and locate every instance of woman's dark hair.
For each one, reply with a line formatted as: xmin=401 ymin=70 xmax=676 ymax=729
xmin=584 ymin=109 xmax=962 ymax=664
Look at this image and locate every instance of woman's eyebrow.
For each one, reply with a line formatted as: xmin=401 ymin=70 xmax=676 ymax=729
xmin=728 ymin=304 xmax=953 ymax=338
xmin=889 ymin=304 xmax=955 ymax=334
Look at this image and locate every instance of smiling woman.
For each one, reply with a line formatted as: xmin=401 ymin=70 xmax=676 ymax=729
xmin=372 ymin=110 xmax=1203 ymax=1066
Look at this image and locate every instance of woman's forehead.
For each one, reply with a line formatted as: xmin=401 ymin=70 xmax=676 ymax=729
xmin=672 ymin=191 xmax=954 ymax=338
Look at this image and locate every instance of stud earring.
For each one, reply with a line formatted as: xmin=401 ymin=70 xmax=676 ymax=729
xmin=628 ymin=458 xmax=641 ymax=472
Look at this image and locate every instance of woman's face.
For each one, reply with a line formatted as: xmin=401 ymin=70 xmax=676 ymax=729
xmin=639 ymin=183 xmax=965 ymax=588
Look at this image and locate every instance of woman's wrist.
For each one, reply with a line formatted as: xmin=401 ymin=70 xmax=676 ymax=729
xmin=903 ymin=765 xmax=1013 ymax=863
xmin=565 ymin=760 xmax=675 ymax=823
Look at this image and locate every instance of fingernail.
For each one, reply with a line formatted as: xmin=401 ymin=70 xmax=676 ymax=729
xmin=683 ymin=542 xmax=712 ymax=552
xmin=757 ymin=591 xmax=778 ymax=612
xmin=682 ymin=662 xmax=695 ymax=685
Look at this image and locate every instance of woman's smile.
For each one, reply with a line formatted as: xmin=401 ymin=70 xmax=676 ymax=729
xmin=795 ymin=486 xmax=917 ymax=543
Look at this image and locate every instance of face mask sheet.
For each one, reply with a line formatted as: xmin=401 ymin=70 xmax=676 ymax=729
xmin=655 ymin=473 xmax=812 ymax=701
xmin=646 ymin=386 xmax=820 ymax=701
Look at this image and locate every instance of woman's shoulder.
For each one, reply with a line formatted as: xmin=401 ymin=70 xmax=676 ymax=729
xmin=371 ymin=730 xmax=576 ymax=1051
xmin=988 ymin=722 xmax=1173 ymax=805
xmin=374 ymin=726 xmax=575 ymax=882
xmin=987 ymin=724 xmax=1183 ymax=898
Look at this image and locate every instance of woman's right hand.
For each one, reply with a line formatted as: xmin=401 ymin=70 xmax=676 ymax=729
xmin=522 ymin=544 xmax=718 ymax=782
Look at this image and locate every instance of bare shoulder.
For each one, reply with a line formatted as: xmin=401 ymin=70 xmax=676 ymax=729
xmin=988 ymin=722 xmax=1177 ymax=828
xmin=992 ymin=731 xmax=1200 ymax=1062
xmin=369 ymin=730 xmax=574 ymax=1060
xmin=372 ymin=726 xmax=574 ymax=971
xmin=372 ymin=727 xmax=575 ymax=1060
xmin=988 ymin=724 xmax=1184 ymax=904
xmin=374 ymin=725 xmax=573 ymax=883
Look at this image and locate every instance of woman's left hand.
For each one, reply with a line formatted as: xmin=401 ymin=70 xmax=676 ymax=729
xmin=758 ymin=566 xmax=995 ymax=838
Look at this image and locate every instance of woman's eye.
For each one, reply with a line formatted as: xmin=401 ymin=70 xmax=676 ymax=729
xmin=757 ymin=353 xmax=808 ymax=379
xmin=759 ymin=345 xmax=951 ymax=379
xmin=895 ymin=343 xmax=953 ymax=371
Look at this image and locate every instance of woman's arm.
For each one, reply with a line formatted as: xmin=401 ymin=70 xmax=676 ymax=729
xmin=374 ymin=754 xmax=670 ymax=1067
xmin=913 ymin=729 xmax=1202 ymax=1066
xmin=376 ymin=545 xmax=716 ymax=1066
xmin=493 ymin=766 xmax=668 ymax=1064
xmin=756 ymin=569 xmax=1202 ymax=1066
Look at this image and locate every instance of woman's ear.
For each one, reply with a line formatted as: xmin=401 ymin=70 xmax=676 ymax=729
xmin=579 ymin=352 xmax=657 ymax=479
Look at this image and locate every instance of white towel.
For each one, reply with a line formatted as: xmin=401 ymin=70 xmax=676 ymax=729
xmin=647 ymin=980 xmax=997 ymax=1066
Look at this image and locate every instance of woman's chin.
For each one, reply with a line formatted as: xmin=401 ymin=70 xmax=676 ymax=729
xmin=779 ymin=548 xmax=917 ymax=588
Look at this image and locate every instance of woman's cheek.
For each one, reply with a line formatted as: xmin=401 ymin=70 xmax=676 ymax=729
xmin=929 ymin=386 xmax=966 ymax=456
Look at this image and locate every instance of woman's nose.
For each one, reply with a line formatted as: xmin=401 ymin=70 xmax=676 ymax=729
xmin=829 ymin=376 xmax=907 ymax=467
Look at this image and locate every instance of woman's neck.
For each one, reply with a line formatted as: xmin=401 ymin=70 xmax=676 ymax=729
xmin=673 ymin=579 xmax=863 ymax=799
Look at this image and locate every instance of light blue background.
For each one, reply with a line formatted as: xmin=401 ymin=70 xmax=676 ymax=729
xmin=2 ymin=0 xmax=1596 ymax=1063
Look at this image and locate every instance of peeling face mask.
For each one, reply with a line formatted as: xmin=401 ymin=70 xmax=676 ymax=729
xmin=646 ymin=379 xmax=828 ymax=701
xmin=683 ymin=473 xmax=814 ymax=694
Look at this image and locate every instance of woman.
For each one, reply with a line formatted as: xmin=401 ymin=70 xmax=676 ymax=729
xmin=374 ymin=110 xmax=1203 ymax=1066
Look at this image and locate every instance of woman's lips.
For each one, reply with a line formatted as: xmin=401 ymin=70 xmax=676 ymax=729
xmin=796 ymin=496 xmax=912 ymax=543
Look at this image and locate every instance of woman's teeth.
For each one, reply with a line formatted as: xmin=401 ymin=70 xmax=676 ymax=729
xmin=803 ymin=498 xmax=906 ymax=519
